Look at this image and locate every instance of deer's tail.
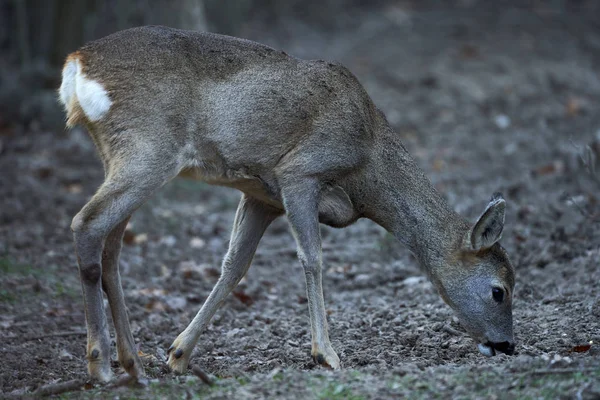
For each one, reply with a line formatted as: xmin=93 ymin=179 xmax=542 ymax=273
xmin=58 ymin=53 xmax=112 ymax=127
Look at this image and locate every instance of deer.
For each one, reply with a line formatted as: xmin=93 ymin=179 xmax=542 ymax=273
xmin=58 ymin=26 xmax=515 ymax=382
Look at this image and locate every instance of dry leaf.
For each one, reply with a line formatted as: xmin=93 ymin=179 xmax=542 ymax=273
xmin=570 ymin=344 xmax=592 ymax=353
xmin=432 ymin=159 xmax=445 ymax=172
xmin=565 ymin=97 xmax=582 ymax=116
xmin=514 ymin=233 xmax=527 ymax=243
xmin=533 ymin=161 xmax=564 ymax=176
xmin=204 ymin=267 xmax=221 ymax=279
xmin=233 ymin=290 xmax=254 ymax=306
xmin=144 ymin=299 xmax=166 ymax=312
xmin=123 ymin=230 xmax=136 ymax=246
xmin=66 ymin=183 xmax=83 ymax=194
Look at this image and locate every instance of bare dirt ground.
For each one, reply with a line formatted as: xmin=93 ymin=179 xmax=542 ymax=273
xmin=1 ymin=2 xmax=600 ymax=398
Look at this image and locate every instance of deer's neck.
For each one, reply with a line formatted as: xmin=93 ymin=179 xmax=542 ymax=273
xmin=361 ymin=122 xmax=468 ymax=272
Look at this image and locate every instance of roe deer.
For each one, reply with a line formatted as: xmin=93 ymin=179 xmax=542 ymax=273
xmin=58 ymin=26 xmax=515 ymax=381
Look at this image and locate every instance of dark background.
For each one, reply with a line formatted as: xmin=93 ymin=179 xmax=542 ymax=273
xmin=1 ymin=1 xmax=599 ymax=398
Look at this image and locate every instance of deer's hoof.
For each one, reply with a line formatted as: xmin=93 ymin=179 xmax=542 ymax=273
xmin=167 ymin=339 xmax=191 ymax=374
xmin=87 ymin=347 xmax=113 ymax=382
xmin=88 ymin=360 xmax=114 ymax=383
xmin=118 ymin=352 xmax=145 ymax=378
xmin=312 ymin=348 xmax=341 ymax=370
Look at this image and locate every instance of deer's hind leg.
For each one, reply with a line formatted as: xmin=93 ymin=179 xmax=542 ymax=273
xmin=101 ymin=216 xmax=145 ymax=378
xmin=72 ymin=149 xmax=179 ymax=381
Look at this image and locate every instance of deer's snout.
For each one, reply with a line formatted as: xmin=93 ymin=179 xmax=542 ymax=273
xmin=488 ymin=341 xmax=515 ymax=355
xmin=478 ymin=340 xmax=515 ymax=357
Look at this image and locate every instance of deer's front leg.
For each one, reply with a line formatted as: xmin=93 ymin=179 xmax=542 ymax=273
xmin=281 ymin=179 xmax=340 ymax=370
xmin=167 ymin=195 xmax=279 ymax=373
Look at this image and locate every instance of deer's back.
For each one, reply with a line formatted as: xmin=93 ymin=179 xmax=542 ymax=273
xmin=68 ymin=26 xmax=377 ymax=204
xmin=78 ymin=25 xmax=292 ymax=81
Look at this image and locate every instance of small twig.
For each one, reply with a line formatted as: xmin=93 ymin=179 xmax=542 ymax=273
xmin=24 ymin=330 xmax=87 ymax=341
xmin=570 ymin=138 xmax=600 ymax=189
xmin=527 ymin=368 xmax=598 ymax=376
xmin=442 ymin=325 xmax=463 ymax=337
xmin=576 ymin=383 xmax=591 ymax=400
xmin=566 ymin=193 xmax=600 ymax=223
xmin=110 ymin=374 xmax=138 ymax=388
xmin=579 ymin=145 xmax=598 ymax=178
xmin=191 ymin=365 xmax=214 ymax=386
xmin=109 ymin=374 xmax=148 ymax=389
xmin=33 ymin=379 xmax=86 ymax=397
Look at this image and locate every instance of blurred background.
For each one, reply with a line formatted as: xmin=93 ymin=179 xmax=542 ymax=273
xmin=1 ymin=0 xmax=599 ymax=131
xmin=1 ymin=0 xmax=388 ymax=130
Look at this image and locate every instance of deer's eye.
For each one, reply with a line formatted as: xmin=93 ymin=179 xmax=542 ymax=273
xmin=492 ymin=287 xmax=504 ymax=303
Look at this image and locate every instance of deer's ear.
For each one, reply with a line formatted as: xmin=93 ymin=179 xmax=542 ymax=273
xmin=469 ymin=193 xmax=505 ymax=250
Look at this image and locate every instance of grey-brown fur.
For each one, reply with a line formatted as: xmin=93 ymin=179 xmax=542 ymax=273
xmin=59 ymin=26 xmax=515 ymax=381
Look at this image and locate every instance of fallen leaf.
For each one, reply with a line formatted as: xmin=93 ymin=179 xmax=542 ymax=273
xmin=66 ymin=183 xmax=83 ymax=194
xmin=203 ymin=267 xmax=221 ymax=279
xmin=533 ymin=160 xmax=564 ymax=176
xmin=565 ymin=96 xmax=583 ymax=116
xmin=137 ymin=349 xmax=158 ymax=363
xmin=514 ymin=233 xmax=527 ymax=243
xmin=144 ymin=299 xmax=166 ymax=313
xmin=123 ymin=230 xmax=136 ymax=246
xmin=432 ymin=159 xmax=445 ymax=172
xmin=46 ymin=307 xmax=71 ymax=317
xmin=233 ymin=290 xmax=254 ymax=306
xmin=570 ymin=344 xmax=592 ymax=353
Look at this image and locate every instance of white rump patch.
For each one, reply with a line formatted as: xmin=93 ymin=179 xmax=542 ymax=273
xmin=74 ymin=62 xmax=112 ymax=121
xmin=59 ymin=60 xmax=77 ymax=108
xmin=59 ymin=58 xmax=112 ymax=122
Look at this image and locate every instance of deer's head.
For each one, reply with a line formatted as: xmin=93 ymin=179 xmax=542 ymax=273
xmin=435 ymin=194 xmax=516 ymax=356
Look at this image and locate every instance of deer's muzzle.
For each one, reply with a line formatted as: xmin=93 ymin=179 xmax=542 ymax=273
xmin=478 ymin=341 xmax=515 ymax=356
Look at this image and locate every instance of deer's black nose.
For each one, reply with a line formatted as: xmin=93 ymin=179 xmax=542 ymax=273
xmin=490 ymin=341 xmax=515 ymax=355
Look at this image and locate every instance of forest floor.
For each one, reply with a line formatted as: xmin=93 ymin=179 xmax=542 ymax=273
xmin=1 ymin=2 xmax=600 ymax=399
